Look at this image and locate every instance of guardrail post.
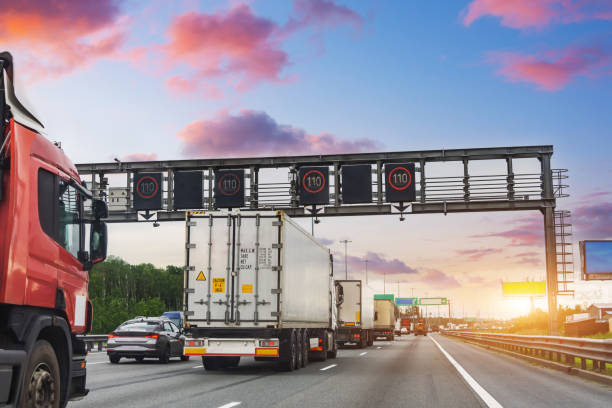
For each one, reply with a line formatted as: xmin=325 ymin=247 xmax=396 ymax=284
xmin=581 ymin=358 xmax=587 ymax=370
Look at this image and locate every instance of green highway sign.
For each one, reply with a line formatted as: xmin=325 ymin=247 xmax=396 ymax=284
xmin=374 ymin=294 xmax=395 ymax=301
xmin=417 ymin=297 xmax=448 ymax=306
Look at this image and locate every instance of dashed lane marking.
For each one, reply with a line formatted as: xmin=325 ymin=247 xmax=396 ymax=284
xmin=430 ymin=336 xmax=503 ymax=408
xmin=359 ymin=352 xmax=367 ymax=356
xmin=320 ymin=364 xmax=337 ymax=371
xmin=193 ymin=365 xmax=203 ymax=368
xmin=218 ymin=402 xmax=241 ymax=408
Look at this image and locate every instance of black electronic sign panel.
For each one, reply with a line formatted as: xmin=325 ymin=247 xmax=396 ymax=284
xmin=133 ymin=173 xmax=162 ymax=210
xmin=341 ymin=164 xmax=372 ymax=204
xmin=385 ymin=163 xmax=416 ymax=202
xmin=214 ymin=169 xmax=245 ymax=208
xmin=174 ymin=171 xmax=203 ymax=209
xmin=299 ymin=166 xmax=329 ymax=205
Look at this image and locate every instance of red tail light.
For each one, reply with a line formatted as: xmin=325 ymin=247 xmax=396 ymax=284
xmin=319 ymin=338 xmax=323 ymax=344
xmin=108 ymin=334 xmax=116 ymax=338
xmin=354 ymin=334 xmax=361 ymax=339
xmin=147 ymin=334 xmax=159 ymax=339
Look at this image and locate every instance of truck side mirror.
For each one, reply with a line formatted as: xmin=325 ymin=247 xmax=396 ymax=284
xmin=90 ymin=221 xmax=108 ymax=264
xmin=93 ymin=199 xmax=108 ymax=219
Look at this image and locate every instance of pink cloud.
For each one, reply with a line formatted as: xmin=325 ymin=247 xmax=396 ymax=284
xmin=572 ymin=200 xmax=612 ymax=239
xmin=157 ymin=1 xmax=363 ymax=96
xmin=511 ymin=251 xmax=544 ymax=266
xmin=456 ymin=248 xmax=503 ymax=260
xmin=488 ymin=46 xmax=612 ymax=91
xmin=471 ymin=215 xmax=544 ymax=247
xmin=468 ymin=276 xmax=500 ymax=288
xmin=462 ymin=0 xmax=612 ymax=29
xmin=122 ymin=153 xmax=158 ymax=162
xmin=283 ymin=0 xmax=363 ymax=34
xmin=420 ymin=269 xmax=461 ymax=289
xmin=334 ymin=252 xmax=418 ymax=279
xmin=0 ymin=0 xmax=128 ymax=80
xmin=177 ymin=110 xmax=380 ymax=158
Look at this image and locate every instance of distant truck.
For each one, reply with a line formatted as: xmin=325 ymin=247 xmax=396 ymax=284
xmin=183 ymin=211 xmax=338 ymax=371
xmin=335 ymin=280 xmax=374 ymax=348
xmin=414 ymin=319 xmax=427 ymax=336
xmin=373 ymin=299 xmax=396 ymax=340
xmin=400 ymin=317 xmax=411 ymax=334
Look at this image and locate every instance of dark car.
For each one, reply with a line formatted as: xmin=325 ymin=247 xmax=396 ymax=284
xmin=107 ymin=317 xmax=189 ymax=364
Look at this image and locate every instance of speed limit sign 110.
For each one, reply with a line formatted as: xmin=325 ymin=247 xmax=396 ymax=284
xmin=298 ymin=166 xmax=329 ymax=205
xmin=385 ymin=163 xmax=416 ymax=203
xmin=133 ymin=173 xmax=163 ymax=210
xmin=214 ymin=169 xmax=245 ymax=208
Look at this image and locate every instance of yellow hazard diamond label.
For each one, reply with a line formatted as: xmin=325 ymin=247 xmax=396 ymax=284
xmin=196 ymin=271 xmax=206 ymax=281
xmin=213 ymin=278 xmax=225 ymax=293
xmin=242 ymin=284 xmax=253 ymax=293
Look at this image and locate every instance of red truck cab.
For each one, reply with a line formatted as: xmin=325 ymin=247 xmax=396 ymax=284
xmin=0 ymin=52 xmax=108 ymax=407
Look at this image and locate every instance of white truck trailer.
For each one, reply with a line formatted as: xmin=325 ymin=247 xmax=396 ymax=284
xmin=183 ymin=211 xmax=338 ymax=371
xmin=335 ymin=280 xmax=374 ymax=348
xmin=373 ymin=299 xmax=397 ymax=340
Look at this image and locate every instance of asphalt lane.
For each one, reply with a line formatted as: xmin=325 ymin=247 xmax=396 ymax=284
xmin=433 ymin=334 xmax=612 ymax=408
xmin=70 ymin=334 xmax=612 ymax=408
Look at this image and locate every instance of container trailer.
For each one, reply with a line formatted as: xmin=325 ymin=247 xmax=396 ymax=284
xmin=183 ymin=211 xmax=338 ymax=371
xmin=335 ymin=280 xmax=374 ymax=348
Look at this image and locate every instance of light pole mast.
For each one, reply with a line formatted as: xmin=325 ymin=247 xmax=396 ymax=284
xmin=340 ymin=239 xmax=352 ymax=280
xmin=364 ymin=259 xmax=369 ymax=285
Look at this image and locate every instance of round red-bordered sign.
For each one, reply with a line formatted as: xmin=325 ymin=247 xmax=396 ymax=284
xmin=218 ymin=173 xmax=241 ymax=196
xmin=302 ymin=169 xmax=326 ymax=194
xmin=388 ymin=166 xmax=413 ymax=191
xmin=136 ymin=176 xmax=159 ymax=199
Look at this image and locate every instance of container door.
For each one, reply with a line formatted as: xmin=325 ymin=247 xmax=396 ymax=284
xmin=231 ymin=213 xmax=281 ymax=324
xmin=186 ymin=214 xmax=234 ymax=324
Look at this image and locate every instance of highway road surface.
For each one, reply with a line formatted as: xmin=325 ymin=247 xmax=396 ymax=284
xmin=71 ymin=334 xmax=612 ymax=408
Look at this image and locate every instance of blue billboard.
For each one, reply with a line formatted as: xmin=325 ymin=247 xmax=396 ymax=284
xmin=582 ymin=240 xmax=612 ymax=280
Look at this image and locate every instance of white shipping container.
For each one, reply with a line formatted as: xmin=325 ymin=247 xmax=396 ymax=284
xmin=185 ymin=211 xmax=336 ymax=329
xmin=336 ymin=280 xmax=374 ymax=330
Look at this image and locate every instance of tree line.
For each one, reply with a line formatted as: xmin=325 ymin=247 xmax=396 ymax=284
xmin=88 ymin=256 xmax=183 ymax=333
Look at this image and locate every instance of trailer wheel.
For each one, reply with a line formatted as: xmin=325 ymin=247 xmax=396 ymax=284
xmin=295 ymin=330 xmax=303 ymax=370
xmin=301 ymin=329 xmax=309 ymax=368
xmin=280 ymin=330 xmax=297 ymax=371
xmin=21 ymin=340 xmax=61 ymax=408
xmin=202 ymin=356 xmax=219 ymax=370
xmin=327 ymin=337 xmax=337 ymax=359
xmin=367 ymin=332 xmax=373 ymax=347
xmin=109 ymin=355 xmax=120 ymax=364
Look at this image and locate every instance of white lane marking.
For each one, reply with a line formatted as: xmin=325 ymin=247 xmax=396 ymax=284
xmin=359 ymin=352 xmax=367 ymax=356
xmin=430 ymin=336 xmax=503 ymax=408
xmin=376 ymin=346 xmax=382 ymax=349
xmin=218 ymin=402 xmax=241 ymax=408
xmin=320 ymin=364 xmax=337 ymax=371
xmin=192 ymin=365 xmax=203 ymax=369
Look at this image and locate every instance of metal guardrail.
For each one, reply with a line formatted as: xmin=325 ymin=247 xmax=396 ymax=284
xmin=79 ymin=335 xmax=108 ymax=352
xmin=442 ymin=330 xmax=612 ymax=372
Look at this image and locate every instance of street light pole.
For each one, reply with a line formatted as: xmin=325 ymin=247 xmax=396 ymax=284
xmin=340 ymin=239 xmax=352 ymax=280
xmin=364 ymin=259 xmax=369 ymax=285
xmin=383 ymin=270 xmax=386 ymax=294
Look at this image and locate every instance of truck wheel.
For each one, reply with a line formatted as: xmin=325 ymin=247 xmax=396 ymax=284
xmin=180 ymin=355 xmax=190 ymax=362
xmin=367 ymin=333 xmax=373 ymax=347
xmin=327 ymin=340 xmax=338 ymax=359
xmin=135 ymin=357 xmax=144 ymax=363
xmin=109 ymin=355 xmax=120 ymax=364
xmin=301 ymin=329 xmax=309 ymax=368
xmin=202 ymin=356 xmax=219 ymax=370
xmin=21 ymin=340 xmax=61 ymax=408
xmin=295 ymin=330 xmax=303 ymax=370
xmin=280 ymin=330 xmax=297 ymax=371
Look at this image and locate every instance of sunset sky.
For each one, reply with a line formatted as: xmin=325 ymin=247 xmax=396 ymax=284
xmin=3 ymin=0 xmax=611 ymax=318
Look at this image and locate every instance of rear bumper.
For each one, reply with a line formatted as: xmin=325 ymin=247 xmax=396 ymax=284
xmin=106 ymin=345 xmax=161 ymax=358
xmin=184 ymin=337 xmax=280 ymax=358
xmin=337 ymin=327 xmax=363 ymax=343
xmin=372 ymin=329 xmax=393 ymax=337
xmin=0 ymin=349 xmax=27 ymax=405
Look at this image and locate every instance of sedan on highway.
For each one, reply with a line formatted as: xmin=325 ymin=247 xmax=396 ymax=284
xmin=107 ymin=317 xmax=189 ymax=364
